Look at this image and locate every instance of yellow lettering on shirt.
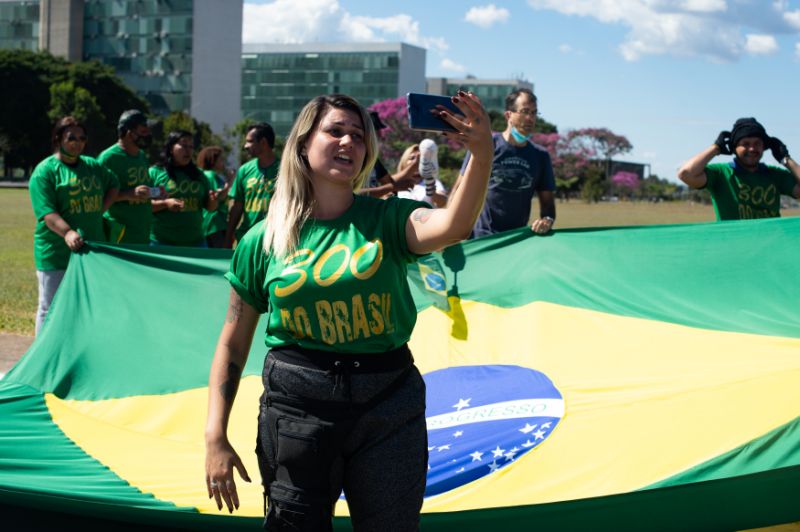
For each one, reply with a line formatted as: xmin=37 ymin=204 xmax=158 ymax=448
xmin=315 ymin=300 xmax=336 ymax=345
xmin=313 ymin=244 xmax=350 ymax=287
xmin=368 ymin=293 xmax=384 ymax=335
xmin=332 ymin=300 xmax=353 ymax=343
xmin=351 ymin=294 xmax=370 ymax=340
xmin=275 ymin=249 xmax=315 ymax=298
xmin=293 ymin=307 xmax=314 ymax=339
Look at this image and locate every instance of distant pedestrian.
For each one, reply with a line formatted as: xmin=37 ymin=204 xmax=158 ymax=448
xmin=225 ymin=123 xmax=279 ymax=248
xmin=678 ymin=117 xmax=800 ymax=220
xmin=29 ymin=116 xmax=119 ymax=334
xmin=98 ymin=109 xmax=161 ymax=244
xmin=458 ymin=88 xmax=556 ymax=237
xmin=149 ymin=131 xmax=218 ymax=247
xmin=197 ymin=146 xmax=232 ymax=248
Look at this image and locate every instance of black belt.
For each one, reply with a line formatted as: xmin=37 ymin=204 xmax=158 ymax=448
xmin=268 ymin=343 xmax=413 ymax=374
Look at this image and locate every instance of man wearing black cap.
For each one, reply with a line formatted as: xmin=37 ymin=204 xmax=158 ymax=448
xmin=678 ymin=117 xmax=800 ymax=220
xmin=98 ymin=109 xmax=161 ymax=243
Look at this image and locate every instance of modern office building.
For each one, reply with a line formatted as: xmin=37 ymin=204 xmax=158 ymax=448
xmin=426 ymin=77 xmax=534 ymax=113
xmin=242 ymin=42 xmax=426 ymax=135
xmin=0 ymin=0 xmax=241 ymax=134
xmin=0 ymin=0 xmax=38 ymax=51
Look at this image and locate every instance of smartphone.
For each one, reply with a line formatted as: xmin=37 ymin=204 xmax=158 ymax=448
xmin=406 ymin=93 xmax=463 ymax=133
xmin=148 ymin=186 xmax=162 ymax=199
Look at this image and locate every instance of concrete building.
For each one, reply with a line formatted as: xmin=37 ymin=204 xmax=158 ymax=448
xmin=427 ymin=77 xmax=534 ymax=113
xmin=242 ymin=42 xmax=426 ymax=136
xmin=0 ymin=0 xmax=242 ymax=134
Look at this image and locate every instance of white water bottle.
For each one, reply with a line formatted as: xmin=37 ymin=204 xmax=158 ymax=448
xmin=418 ymin=139 xmax=438 ymax=197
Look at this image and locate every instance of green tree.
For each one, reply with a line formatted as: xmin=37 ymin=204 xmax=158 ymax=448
xmin=0 ymin=49 xmax=147 ymax=173
xmin=149 ymin=111 xmax=229 ymax=162
xmin=48 ymin=81 xmax=108 ymax=155
xmin=580 ymin=164 xmax=607 ymax=203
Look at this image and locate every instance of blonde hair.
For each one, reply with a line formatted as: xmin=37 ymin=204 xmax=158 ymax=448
xmin=396 ymin=143 xmax=420 ymax=173
xmin=264 ymin=94 xmax=378 ymax=259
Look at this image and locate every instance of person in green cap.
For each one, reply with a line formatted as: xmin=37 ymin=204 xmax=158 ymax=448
xmin=149 ymin=130 xmax=218 ymax=246
xmin=98 ymin=109 xmax=163 ymax=244
xmin=197 ymin=146 xmax=232 ymax=248
xmin=678 ymin=117 xmax=800 ymax=220
xmin=29 ymin=116 xmax=119 ymax=335
xmin=224 ymin=122 xmax=279 ymax=247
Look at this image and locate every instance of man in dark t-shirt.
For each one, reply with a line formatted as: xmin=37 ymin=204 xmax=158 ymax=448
xmin=460 ymin=88 xmax=556 ymax=238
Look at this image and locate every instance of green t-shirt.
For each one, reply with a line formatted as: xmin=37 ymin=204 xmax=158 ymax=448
xmin=202 ymin=170 xmax=229 ymax=237
xmin=29 ymin=155 xmax=119 ymax=270
xmin=705 ymin=162 xmax=797 ymax=221
xmin=149 ymin=165 xmax=210 ymax=246
xmin=229 ymin=158 xmax=279 ymax=241
xmin=226 ymin=194 xmax=427 ymax=353
xmin=97 ymin=144 xmax=153 ymax=244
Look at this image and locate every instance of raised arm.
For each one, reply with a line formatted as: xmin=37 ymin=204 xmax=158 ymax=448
xmin=405 ymin=91 xmax=493 ymax=254
xmin=678 ymin=131 xmax=730 ymax=189
xmin=205 ymin=289 xmax=259 ymax=513
xmin=768 ymin=137 xmax=800 ymax=198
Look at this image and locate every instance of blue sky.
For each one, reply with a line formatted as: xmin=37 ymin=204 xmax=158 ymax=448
xmin=244 ymin=0 xmax=800 ymax=182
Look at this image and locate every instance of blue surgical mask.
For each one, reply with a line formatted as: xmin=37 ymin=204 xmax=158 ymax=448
xmin=510 ymin=126 xmax=531 ymax=144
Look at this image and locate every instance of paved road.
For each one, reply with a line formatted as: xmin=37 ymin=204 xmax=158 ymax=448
xmin=0 ymin=333 xmax=33 ymax=377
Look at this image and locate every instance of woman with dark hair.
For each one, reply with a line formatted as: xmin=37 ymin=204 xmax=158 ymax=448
xmin=204 ymin=92 xmax=492 ymax=530
xmin=28 ymin=116 xmax=119 ymax=335
xmin=197 ymin=146 xmax=232 ymax=248
xmin=149 ymin=130 xmax=218 ymax=246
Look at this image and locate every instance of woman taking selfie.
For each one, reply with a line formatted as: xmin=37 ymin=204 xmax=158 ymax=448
xmin=204 ymin=91 xmax=491 ymax=531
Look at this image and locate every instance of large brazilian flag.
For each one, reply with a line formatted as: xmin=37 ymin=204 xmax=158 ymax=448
xmin=1 ymin=218 xmax=799 ymax=531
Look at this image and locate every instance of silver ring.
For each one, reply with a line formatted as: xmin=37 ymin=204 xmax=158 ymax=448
xmin=209 ymin=480 xmax=219 ymax=489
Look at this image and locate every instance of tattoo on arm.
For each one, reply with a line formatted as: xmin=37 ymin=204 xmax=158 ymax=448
xmin=220 ymin=362 xmax=242 ymax=402
xmin=226 ymin=294 xmax=243 ymax=323
xmin=413 ymin=209 xmax=433 ymax=224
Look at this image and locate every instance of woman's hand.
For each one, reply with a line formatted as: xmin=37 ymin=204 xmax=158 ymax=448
xmin=440 ymin=91 xmax=493 ymax=163
xmin=205 ymin=435 xmax=251 ymax=513
xmin=166 ymin=198 xmax=185 ymax=212
xmin=64 ymin=229 xmax=84 ymax=251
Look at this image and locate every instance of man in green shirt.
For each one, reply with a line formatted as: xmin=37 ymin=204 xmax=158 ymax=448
xmin=99 ymin=110 xmax=161 ymax=244
xmin=225 ymin=122 xmax=279 ymax=247
xmin=678 ymin=117 xmax=800 ymax=220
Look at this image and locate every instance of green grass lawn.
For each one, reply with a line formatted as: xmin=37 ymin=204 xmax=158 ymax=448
xmin=1 ymin=188 xmax=798 ymax=336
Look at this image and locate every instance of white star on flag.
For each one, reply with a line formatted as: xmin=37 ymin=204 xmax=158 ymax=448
xmin=456 ymin=467 xmax=465 ymax=473
xmin=518 ymin=423 xmax=537 ymax=434
xmin=521 ymin=440 xmax=535 ymax=448
xmin=488 ymin=461 xmax=501 ymax=473
xmin=533 ymin=429 xmax=546 ymax=440
xmin=491 ymin=446 xmax=505 ymax=458
xmin=504 ymin=449 xmax=517 ymax=461
xmin=428 ymin=446 xmax=435 ymax=451
xmin=437 ymin=444 xmax=451 ymax=452
xmin=470 ymin=451 xmax=484 ymax=462
xmin=453 ymin=430 xmax=464 ymax=438
xmin=542 ymin=422 xmax=552 ymax=429
xmin=452 ymin=398 xmax=471 ymax=411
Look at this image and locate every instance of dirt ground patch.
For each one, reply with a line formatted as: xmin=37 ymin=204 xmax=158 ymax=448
xmin=0 ymin=333 xmax=33 ymax=374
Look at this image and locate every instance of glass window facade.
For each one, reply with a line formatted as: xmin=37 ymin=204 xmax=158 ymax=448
xmin=0 ymin=1 xmax=39 ymax=52
xmin=82 ymin=0 xmax=194 ymax=115
xmin=241 ymin=51 xmax=401 ymax=136
xmin=446 ymin=82 xmax=521 ymax=113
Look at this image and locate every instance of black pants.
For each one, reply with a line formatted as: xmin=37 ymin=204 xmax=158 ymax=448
xmin=257 ymin=345 xmax=428 ymax=532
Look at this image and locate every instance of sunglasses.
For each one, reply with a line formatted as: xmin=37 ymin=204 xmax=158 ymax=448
xmin=66 ymin=134 xmax=88 ymax=142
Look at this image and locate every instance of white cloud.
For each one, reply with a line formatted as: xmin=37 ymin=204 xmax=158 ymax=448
xmin=242 ymin=0 xmax=448 ymax=53
xmin=441 ymin=58 xmax=467 ymax=72
xmin=679 ymin=0 xmax=726 ymax=13
xmin=464 ymin=4 xmax=511 ymax=28
xmin=795 ymin=41 xmax=800 ymax=57
xmin=526 ymin=0 xmax=800 ymax=62
xmin=558 ymin=43 xmax=573 ymax=53
xmin=744 ymin=33 xmax=779 ymax=54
